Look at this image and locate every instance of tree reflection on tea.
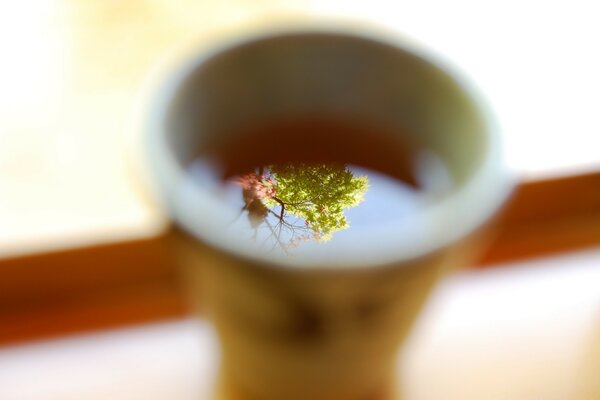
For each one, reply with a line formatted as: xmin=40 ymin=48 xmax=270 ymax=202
xmin=232 ymin=164 xmax=369 ymax=253
xmin=187 ymin=149 xmax=451 ymax=259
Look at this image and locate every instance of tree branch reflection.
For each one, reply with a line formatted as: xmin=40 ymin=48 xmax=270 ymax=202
xmin=233 ymin=164 xmax=369 ymax=252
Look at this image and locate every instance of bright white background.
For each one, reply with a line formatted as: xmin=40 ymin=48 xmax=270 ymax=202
xmin=1 ymin=0 xmax=600 ymax=255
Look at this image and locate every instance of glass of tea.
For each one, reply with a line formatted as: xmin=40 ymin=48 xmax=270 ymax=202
xmin=144 ymin=19 xmax=512 ymax=400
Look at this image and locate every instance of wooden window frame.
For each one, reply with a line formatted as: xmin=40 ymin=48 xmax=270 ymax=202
xmin=1 ymin=171 xmax=600 ymax=345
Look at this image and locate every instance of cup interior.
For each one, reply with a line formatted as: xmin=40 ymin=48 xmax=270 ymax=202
xmin=148 ymin=28 xmax=511 ymax=268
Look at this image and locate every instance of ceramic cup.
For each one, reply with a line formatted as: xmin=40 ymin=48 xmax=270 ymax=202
xmin=144 ymin=19 xmax=513 ymax=400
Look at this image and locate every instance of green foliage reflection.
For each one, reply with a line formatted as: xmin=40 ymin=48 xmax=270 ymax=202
xmin=234 ymin=164 xmax=368 ymax=250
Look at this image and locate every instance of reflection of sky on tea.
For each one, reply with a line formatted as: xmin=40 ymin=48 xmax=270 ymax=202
xmin=188 ymin=159 xmax=451 ymax=256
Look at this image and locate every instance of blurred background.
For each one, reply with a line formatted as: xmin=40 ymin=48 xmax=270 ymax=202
xmin=0 ymin=1 xmax=599 ymax=399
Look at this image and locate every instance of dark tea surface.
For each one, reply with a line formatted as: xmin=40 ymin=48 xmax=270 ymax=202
xmin=182 ymin=118 xmax=452 ymax=261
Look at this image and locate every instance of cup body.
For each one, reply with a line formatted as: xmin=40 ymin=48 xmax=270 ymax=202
xmin=146 ymin=20 xmax=512 ymax=400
